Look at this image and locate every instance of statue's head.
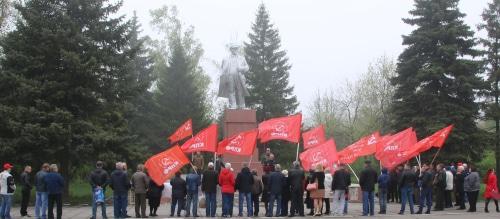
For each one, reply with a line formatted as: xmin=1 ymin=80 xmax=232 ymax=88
xmin=229 ymin=43 xmax=239 ymax=55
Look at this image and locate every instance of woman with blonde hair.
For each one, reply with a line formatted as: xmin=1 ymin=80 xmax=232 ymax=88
xmin=309 ymin=164 xmax=325 ymax=216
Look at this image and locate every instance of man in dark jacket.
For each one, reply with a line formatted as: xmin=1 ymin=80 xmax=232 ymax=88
xmin=110 ymin=162 xmax=130 ymax=219
xmin=332 ymin=164 xmax=351 ymax=216
xmin=433 ymin=164 xmax=446 ymax=211
xmin=267 ymin=164 xmax=284 ymax=217
xmin=359 ymin=160 xmax=377 ymax=216
xmin=89 ymin=161 xmax=110 ymax=219
xmin=20 ymin=165 xmax=33 ymax=217
xmin=454 ymin=165 xmax=466 ymax=210
xmin=170 ymin=172 xmax=187 ymax=217
xmin=185 ymin=167 xmax=201 ymax=217
xmin=35 ymin=163 xmax=50 ymax=219
xmin=398 ymin=164 xmax=417 ymax=215
xmin=202 ymin=162 xmax=218 ymax=217
xmin=45 ymin=164 xmax=64 ymax=219
xmin=288 ymin=161 xmax=305 ymax=217
xmin=417 ymin=163 xmax=433 ymax=214
xmin=377 ymin=168 xmax=389 ymax=214
xmin=235 ymin=164 xmax=254 ymax=217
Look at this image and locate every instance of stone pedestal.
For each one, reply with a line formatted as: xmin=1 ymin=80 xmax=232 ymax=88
xmin=223 ymin=109 xmax=261 ymax=174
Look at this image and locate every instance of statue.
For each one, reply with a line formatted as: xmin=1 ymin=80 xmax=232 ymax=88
xmin=217 ymin=44 xmax=250 ymax=109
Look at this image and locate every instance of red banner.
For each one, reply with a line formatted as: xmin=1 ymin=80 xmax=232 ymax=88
xmin=258 ymin=114 xmax=302 ymax=143
xmin=145 ymin=145 xmax=190 ymax=186
xmin=302 ymin=125 xmax=326 ymax=149
xmin=168 ymin=119 xmax=193 ymax=144
xmin=409 ymin=124 xmax=454 ymax=155
xmin=376 ymin=128 xmax=418 ymax=169
xmin=338 ymin=131 xmax=380 ymax=164
xmin=299 ymin=139 xmax=338 ymax=170
xmin=181 ymin=124 xmax=218 ymax=153
xmin=217 ymin=129 xmax=258 ymax=156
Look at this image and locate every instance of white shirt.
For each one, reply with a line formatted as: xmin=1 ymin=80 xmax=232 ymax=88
xmin=445 ymin=170 xmax=454 ymax=190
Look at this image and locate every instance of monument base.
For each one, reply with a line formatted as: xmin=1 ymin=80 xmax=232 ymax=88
xmin=223 ymin=109 xmax=261 ymax=174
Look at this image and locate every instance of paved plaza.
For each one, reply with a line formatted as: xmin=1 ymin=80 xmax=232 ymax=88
xmin=8 ymin=202 xmax=499 ymax=219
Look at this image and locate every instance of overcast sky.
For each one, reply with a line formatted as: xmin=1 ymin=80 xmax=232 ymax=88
xmin=119 ymin=0 xmax=489 ymax=115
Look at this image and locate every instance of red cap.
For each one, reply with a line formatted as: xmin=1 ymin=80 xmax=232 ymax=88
xmin=3 ymin=163 xmax=13 ymax=170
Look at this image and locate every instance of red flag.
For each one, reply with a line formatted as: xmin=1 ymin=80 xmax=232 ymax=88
xmin=217 ymin=129 xmax=258 ymax=156
xmin=376 ymin=128 xmax=418 ymax=169
xmin=338 ymin=132 xmax=380 ymax=164
xmin=408 ymin=125 xmax=454 ymax=155
xmin=181 ymin=124 xmax=218 ymax=153
xmin=168 ymin=119 xmax=193 ymax=144
xmin=258 ymin=114 xmax=302 ymax=143
xmin=299 ymin=139 xmax=338 ymax=170
xmin=302 ymin=125 xmax=327 ymax=149
xmin=145 ymin=145 xmax=190 ymax=186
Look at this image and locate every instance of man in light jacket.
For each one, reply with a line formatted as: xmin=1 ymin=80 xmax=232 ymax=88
xmin=131 ymin=164 xmax=149 ymax=218
xmin=0 ymin=163 xmax=16 ymax=219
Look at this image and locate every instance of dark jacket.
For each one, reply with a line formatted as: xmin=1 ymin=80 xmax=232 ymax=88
xmin=282 ymin=176 xmax=291 ymax=200
xmin=359 ymin=166 xmax=378 ymax=192
xmin=268 ymin=171 xmax=285 ymax=195
xmin=35 ymin=170 xmax=48 ymax=192
xmin=333 ymin=169 xmax=351 ymax=191
xmin=186 ymin=173 xmax=201 ymax=192
xmin=399 ymin=169 xmax=417 ymax=188
xmin=44 ymin=172 xmax=64 ymax=195
xmin=377 ymin=169 xmax=389 ymax=190
xmin=90 ymin=168 xmax=110 ymax=189
xmin=420 ymin=171 xmax=433 ymax=189
xmin=433 ymin=170 xmax=446 ymax=189
xmin=261 ymin=173 xmax=270 ymax=202
xmin=20 ymin=171 xmax=32 ymax=191
xmin=454 ymin=172 xmax=465 ymax=192
xmin=288 ymin=168 xmax=305 ymax=191
xmin=201 ymin=169 xmax=218 ymax=193
xmin=170 ymin=176 xmax=187 ymax=198
xmin=235 ymin=167 xmax=254 ymax=193
xmin=311 ymin=171 xmax=325 ymax=189
xmin=147 ymin=180 xmax=164 ymax=198
xmin=110 ymin=169 xmax=130 ymax=195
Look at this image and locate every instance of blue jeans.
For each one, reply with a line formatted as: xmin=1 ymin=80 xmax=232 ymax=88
xmin=35 ymin=192 xmax=48 ymax=219
xmin=238 ymin=192 xmax=253 ymax=216
xmin=222 ymin=193 xmax=234 ymax=217
xmin=205 ymin=192 xmax=217 ymax=217
xmin=419 ymin=187 xmax=432 ymax=211
xmin=400 ymin=186 xmax=414 ymax=213
xmin=113 ymin=194 xmax=128 ymax=218
xmin=379 ymin=188 xmax=388 ymax=212
xmin=362 ymin=191 xmax=374 ymax=216
xmin=186 ymin=191 xmax=199 ymax=216
xmin=0 ymin=195 xmax=12 ymax=219
xmin=268 ymin=194 xmax=282 ymax=217
xmin=92 ymin=189 xmax=106 ymax=218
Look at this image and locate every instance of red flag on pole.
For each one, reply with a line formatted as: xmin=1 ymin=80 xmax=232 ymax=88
xmin=299 ymin=138 xmax=338 ymax=170
xmin=168 ymin=119 xmax=193 ymax=144
xmin=376 ymin=128 xmax=418 ymax=169
xmin=338 ymin=132 xmax=380 ymax=164
xmin=181 ymin=124 xmax=218 ymax=153
xmin=258 ymin=114 xmax=302 ymax=143
xmin=217 ymin=129 xmax=258 ymax=156
xmin=145 ymin=145 xmax=190 ymax=186
xmin=409 ymin=125 xmax=454 ymax=155
xmin=302 ymin=125 xmax=326 ymax=149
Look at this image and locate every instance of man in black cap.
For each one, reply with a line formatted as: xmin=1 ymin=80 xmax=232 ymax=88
xmin=359 ymin=160 xmax=377 ymax=216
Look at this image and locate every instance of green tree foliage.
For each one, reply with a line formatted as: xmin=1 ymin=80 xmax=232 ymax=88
xmin=145 ymin=5 xmax=212 ymax=152
xmin=244 ymin=4 xmax=298 ymax=165
xmin=479 ymin=0 xmax=500 ymax=187
xmin=0 ymin=0 xmax=149 ymax=190
xmin=391 ymin=0 xmax=486 ymax=162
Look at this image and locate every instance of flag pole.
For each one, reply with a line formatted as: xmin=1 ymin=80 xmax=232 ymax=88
xmin=189 ymin=162 xmax=198 ymax=175
xmin=248 ymin=154 xmax=254 ymax=168
xmin=347 ymin=164 xmax=359 ymax=183
xmin=430 ymin=148 xmax=442 ymax=166
xmin=295 ymin=142 xmax=300 ymax=162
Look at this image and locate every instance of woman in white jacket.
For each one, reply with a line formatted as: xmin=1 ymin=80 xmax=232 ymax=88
xmin=323 ymin=169 xmax=333 ymax=215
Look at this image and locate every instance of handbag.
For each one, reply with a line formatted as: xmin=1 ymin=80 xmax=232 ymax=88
xmin=306 ymin=182 xmax=318 ymax=191
xmin=94 ymin=187 xmax=105 ymax=203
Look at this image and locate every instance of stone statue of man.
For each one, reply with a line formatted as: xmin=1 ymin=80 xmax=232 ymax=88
xmin=217 ymin=44 xmax=250 ymax=109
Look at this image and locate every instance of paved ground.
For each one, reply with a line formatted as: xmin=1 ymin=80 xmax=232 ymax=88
xmin=8 ymin=202 xmax=500 ymax=219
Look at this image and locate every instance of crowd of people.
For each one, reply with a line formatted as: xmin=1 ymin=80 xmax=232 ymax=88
xmin=0 ymin=148 xmax=499 ymax=219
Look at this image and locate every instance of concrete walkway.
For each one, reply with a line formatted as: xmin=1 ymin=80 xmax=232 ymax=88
xmin=9 ymin=202 xmax=500 ymax=219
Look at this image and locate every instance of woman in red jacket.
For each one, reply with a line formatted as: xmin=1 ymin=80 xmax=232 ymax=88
xmin=483 ymin=169 xmax=499 ymax=213
xmin=219 ymin=163 xmax=235 ymax=217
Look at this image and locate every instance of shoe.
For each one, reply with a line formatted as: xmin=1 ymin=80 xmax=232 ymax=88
xmin=425 ymin=210 xmax=430 ymax=214
xmin=416 ymin=210 xmax=422 ymax=214
xmin=307 ymin=212 xmax=314 ymax=216
xmin=169 ymin=214 xmax=174 ymax=217
xmin=398 ymin=212 xmax=404 ymax=215
xmin=288 ymin=215 xmax=295 ymax=217
xmin=485 ymin=208 xmax=489 ymax=213
xmin=457 ymin=207 xmax=466 ymax=210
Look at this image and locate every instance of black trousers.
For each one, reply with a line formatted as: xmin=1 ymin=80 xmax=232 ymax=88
xmin=456 ymin=190 xmax=465 ymax=209
xmin=466 ymin=191 xmax=479 ymax=212
xmin=444 ymin=190 xmax=452 ymax=208
xmin=281 ymin=196 xmax=289 ymax=216
xmin=252 ymin=194 xmax=260 ymax=216
xmin=48 ymin=194 xmax=62 ymax=219
xmin=135 ymin=194 xmax=147 ymax=217
xmin=434 ymin=188 xmax=445 ymax=210
xmin=149 ymin=196 xmax=161 ymax=214
xmin=290 ymin=189 xmax=304 ymax=216
xmin=322 ymin=198 xmax=330 ymax=213
xmin=20 ymin=189 xmax=31 ymax=216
